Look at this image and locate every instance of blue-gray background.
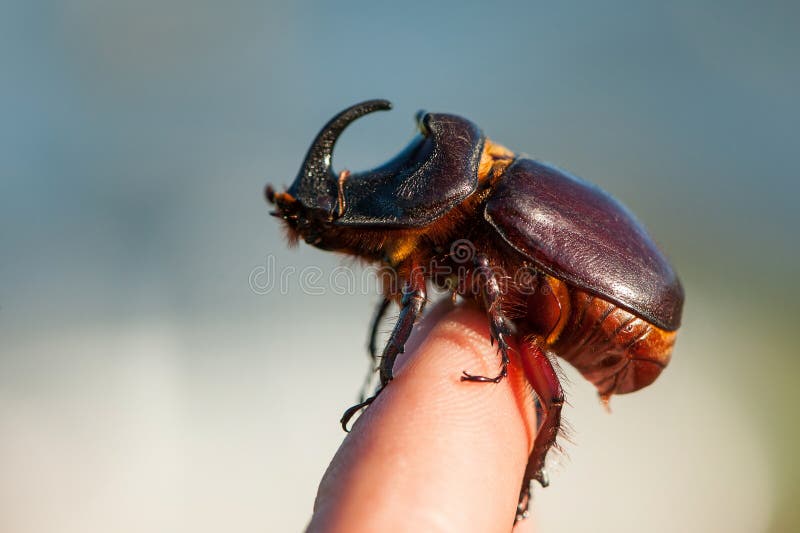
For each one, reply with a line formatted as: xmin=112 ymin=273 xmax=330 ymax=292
xmin=2 ymin=1 xmax=797 ymax=532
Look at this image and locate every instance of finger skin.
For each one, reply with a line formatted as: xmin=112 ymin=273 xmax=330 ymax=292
xmin=308 ymin=301 xmax=539 ymax=533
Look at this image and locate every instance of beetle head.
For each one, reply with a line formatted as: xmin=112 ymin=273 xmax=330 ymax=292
xmin=266 ymin=100 xmax=392 ymax=246
xmin=267 ymin=99 xmax=485 ymax=249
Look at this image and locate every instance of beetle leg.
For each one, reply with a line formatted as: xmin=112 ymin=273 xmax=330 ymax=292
xmin=368 ymin=297 xmax=392 ymax=363
xmin=461 ymin=254 xmax=511 ymax=383
xmin=340 ymin=394 xmax=377 ymax=431
xmin=378 ymin=275 xmax=427 ymax=385
xmin=515 ymin=341 xmax=565 ymax=522
xmin=341 ymin=271 xmax=427 ymax=431
xmin=357 ymin=296 xmax=392 ymax=402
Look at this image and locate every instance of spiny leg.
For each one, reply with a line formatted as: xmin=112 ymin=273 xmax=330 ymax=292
xmin=340 ymin=272 xmax=427 ymax=431
xmin=358 ymin=296 xmax=392 ymax=402
xmin=368 ymin=297 xmax=392 ymax=362
xmin=461 ymin=254 xmax=511 ymax=383
xmin=515 ymin=341 xmax=564 ymax=522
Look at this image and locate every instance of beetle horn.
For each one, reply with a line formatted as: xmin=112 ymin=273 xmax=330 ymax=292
xmin=289 ymin=99 xmax=392 ymax=213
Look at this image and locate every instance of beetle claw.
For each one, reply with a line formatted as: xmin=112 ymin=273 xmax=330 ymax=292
xmin=515 ymin=483 xmax=532 ymax=523
xmin=535 ymin=469 xmax=550 ymax=488
xmin=339 ymin=393 xmax=378 ymax=432
xmin=460 ymin=370 xmax=506 ymax=383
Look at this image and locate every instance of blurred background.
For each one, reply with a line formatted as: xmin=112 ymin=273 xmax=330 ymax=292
xmin=2 ymin=1 xmax=798 ymax=531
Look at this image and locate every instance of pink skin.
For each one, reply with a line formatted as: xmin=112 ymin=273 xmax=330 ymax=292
xmin=308 ymin=301 xmax=540 ymax=533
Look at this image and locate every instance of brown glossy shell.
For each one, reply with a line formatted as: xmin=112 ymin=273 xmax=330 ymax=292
xmin=485 ymin=158 xmax=684 ymax=331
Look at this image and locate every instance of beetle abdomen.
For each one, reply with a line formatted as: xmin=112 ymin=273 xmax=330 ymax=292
xmin=552 ymin=290 xmax=676 ymax=397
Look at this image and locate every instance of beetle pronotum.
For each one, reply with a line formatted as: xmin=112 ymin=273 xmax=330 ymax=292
xmin=266 ymin=100 xmax=683 ymax=522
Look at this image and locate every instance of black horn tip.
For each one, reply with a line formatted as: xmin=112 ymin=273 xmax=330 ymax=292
xmin=305 ymin=99 xmax=395 ymax=166
xmin=332 ymin=99 xmax=392 ymax=123
xmin=315 ymin=100 xmax=394 ymax=144
xmin=291 ymin=99 xmax=394 ymax=210
xmin=356 ymin=99 xmax=392 ymax=112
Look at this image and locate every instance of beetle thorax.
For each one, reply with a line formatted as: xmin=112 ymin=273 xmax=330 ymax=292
xmin=268 ymin=139 xmax=516 ymax=264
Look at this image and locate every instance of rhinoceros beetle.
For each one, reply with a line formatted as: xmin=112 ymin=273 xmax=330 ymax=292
xmin=265 ymin=99 xmax=683 ymax=522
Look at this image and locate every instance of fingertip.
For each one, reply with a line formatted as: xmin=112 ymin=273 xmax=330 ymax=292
xmin=310 ymin=301 xmax=538 ymax=532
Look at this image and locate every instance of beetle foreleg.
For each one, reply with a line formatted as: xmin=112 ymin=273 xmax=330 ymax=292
xmin=378 ymin=275 xmax=427 ymax=385
xmin=368 ymin=297 xmax=392 ymax=363
xmin=461 ymin=254 xmax=511 ymax=383
xmin=357 ymin=296 xmax=392 ymax=402
xmin=340 ymin=271 xmax=427 ymax=431
xmin=515 ymin=341 xmax=565 ymax=522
